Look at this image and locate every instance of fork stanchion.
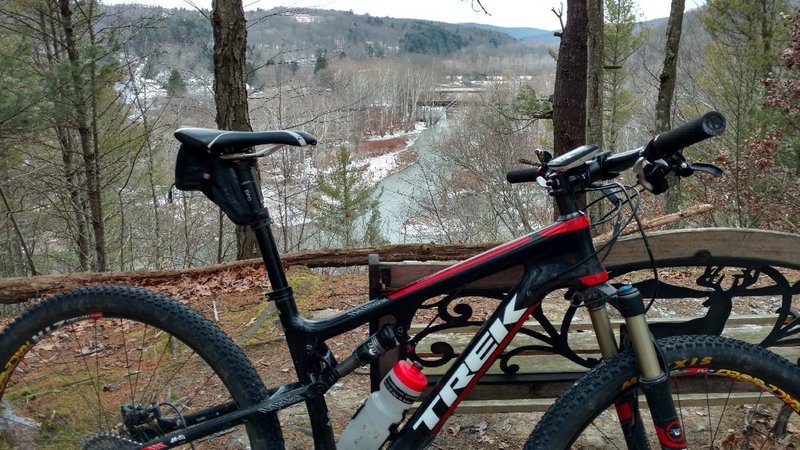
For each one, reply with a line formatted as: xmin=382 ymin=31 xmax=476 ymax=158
xmin=618 ymin=284 xmax=688 ymax=450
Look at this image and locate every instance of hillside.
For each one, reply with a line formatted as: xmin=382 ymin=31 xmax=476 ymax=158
xmin=104 ymin=4 xmax=552 ymax=78
xmin=458 ymin=22 xmax=559 ymax=44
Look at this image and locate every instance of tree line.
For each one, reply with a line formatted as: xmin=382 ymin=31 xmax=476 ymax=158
xmin=0 ymin=0 xmax=797 ymax=280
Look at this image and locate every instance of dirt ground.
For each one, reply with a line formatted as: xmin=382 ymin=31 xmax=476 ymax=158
xmin=1 ymin=264 xmax=798 ymax=449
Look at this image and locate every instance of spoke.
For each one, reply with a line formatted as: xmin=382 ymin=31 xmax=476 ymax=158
xmin=744 ymin=392 xmax=765 ymax=450
xmin=92 ymin=318 xmax=111 ymax=430
xmin=68 ymin=322 xmax=108 ymax=429
xmin=137 ymin=330 xmax=172 ymax=406
xmin=590 ymin=417 xmax=623 ymax=449
xmin=24 ymin=350 xmax=102 ymax=432
xmin=709 ymin=377 xmax=735 ymax=446
xmin=133 ymin=322 xmax=149 ymax=401
xmin=705 ymin=375 xmax=713 ymax=445
xmin=120 ymin=318 xmax=136 ymax=403
xmin=147 ymin=346 xmax=200 ymax=405
xmin=176 ymin=368 xmax=221 ymax=414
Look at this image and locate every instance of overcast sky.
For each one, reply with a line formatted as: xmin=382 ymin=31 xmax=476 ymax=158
xmin=102 ymin=0 xmax=706 ymax=30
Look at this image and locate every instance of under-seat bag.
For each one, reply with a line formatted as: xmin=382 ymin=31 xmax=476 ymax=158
xmin=174 ymin=144 xmax=260 ymax=226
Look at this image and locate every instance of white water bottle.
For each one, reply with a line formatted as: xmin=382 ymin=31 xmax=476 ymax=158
xmin=338 ymin=360 xmax=427 ymax=450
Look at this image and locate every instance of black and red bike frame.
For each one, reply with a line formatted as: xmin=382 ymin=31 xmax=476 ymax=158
xmin=229 ymin=158 xmax=611 ymax=449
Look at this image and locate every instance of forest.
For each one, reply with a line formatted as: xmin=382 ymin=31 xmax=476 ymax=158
xmin=0 ymin=0 xmax=798 ymax=279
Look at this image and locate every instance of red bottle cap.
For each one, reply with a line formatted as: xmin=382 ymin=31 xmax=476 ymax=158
xmin=393 ymin=360 xmax=427 ymax=392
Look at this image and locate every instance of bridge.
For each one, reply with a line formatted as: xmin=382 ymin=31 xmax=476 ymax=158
xmin=420 ymin=85 xmax=485 ymax=107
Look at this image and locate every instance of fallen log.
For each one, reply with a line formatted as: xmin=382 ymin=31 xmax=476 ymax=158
xmin=0 ymin=204 xmax=717 ymax=304
xmin=0 ymin=242 xmax=496 ymax=304
xmin=595 ymin=203 xmax=713 ymax=241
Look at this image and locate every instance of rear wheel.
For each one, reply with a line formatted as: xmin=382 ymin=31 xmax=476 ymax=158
xmin=0 ymin=285 xmax=284 ymax=449
xmin=525 ymin=335 xmax=800 ymax=449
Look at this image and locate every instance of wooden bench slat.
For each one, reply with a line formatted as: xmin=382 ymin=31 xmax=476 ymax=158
xmin=407 ymin=314 xmax=782 ymax=334
xmin=413 ymin=392 xmax=785 ymax=414
xmin=412 ymin=323 xmax=784 ymax=358
xmin=417 ymin=346 xmax=800 ymax=377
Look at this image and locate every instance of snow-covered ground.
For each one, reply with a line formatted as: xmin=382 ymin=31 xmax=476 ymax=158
xmin=362 ymin=122 xmax=426 ymax=183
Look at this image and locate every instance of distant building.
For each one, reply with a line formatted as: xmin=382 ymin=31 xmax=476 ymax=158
xmin=294 ymin=13 xmax=319 ymax=23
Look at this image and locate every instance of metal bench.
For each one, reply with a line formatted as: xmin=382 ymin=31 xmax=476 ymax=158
xmin=369 ymin=228 xmax=800 ymax=413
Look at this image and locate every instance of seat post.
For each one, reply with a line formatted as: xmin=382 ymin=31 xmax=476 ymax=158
xmin=232 ymin=160 xmax=291 ymax=294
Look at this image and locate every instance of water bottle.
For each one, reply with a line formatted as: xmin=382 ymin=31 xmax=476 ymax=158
xmin=338 ymin=360 xmax=427 ymax=449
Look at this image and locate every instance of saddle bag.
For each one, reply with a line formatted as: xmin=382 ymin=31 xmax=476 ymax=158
xmin=174 ymin=144 xmax=260 ymax=226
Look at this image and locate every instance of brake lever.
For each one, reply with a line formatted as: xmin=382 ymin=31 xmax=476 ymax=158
xmin=688 ymin=162 xmax=723 ymax=177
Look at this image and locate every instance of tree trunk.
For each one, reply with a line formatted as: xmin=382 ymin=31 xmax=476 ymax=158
xmin=586 ymin=0 xmax=608 ymax=231
xmin=59 ymin=0 xmax=107 ymax=270
xmin=0 ymin=186 xmax=37 ymax=276
xmin=56 ymin=125 xmax=91 ymax=271
xmin=552 ymin=0 xmax=589 ymax=214
xmin=553 ymin=2 xmax=589 ymax=158
xmin=586 ymin=0 xmax=604 ymax=149
xmin=656 ymin=0 xmax=685 ymax=213
xmin=211 ymin=0 xmax=260 ymax=260
xmin=39 ymin=7 xmax=91 ymax=271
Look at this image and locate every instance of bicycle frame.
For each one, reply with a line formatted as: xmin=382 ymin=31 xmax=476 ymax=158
xmin=218 ymin=160 xmax=607 ymax=449
xmin=130 ymin=154 xmax=675 ymax=450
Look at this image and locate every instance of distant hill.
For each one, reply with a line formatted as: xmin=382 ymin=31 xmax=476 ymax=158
xmin=105 ymin=5 xmax=521 ymax=63
xmin=458 ymin=23 xmax=559 ymax=44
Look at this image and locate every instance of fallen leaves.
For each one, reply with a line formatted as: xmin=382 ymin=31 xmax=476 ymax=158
xmin=145 ymin=266 xmax=270 ymax=302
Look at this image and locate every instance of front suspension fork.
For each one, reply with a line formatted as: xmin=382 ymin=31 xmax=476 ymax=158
xmin=585 ymin=284 xmax=686 ymax=449
xmin=618 ymin=284 xmax=686 ymax=450
xmin=586 ymin=287 xmax=647 ymax=448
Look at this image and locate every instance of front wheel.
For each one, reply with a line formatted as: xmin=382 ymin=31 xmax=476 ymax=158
xmin=525 ymin=335 xmax=800 ymax=449
xmin=0 ymin=285 xmax=284 ymax=449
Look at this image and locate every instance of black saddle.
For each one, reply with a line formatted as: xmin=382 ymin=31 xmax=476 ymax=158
xmin=174 ymin=127 xmax=317 ymax=153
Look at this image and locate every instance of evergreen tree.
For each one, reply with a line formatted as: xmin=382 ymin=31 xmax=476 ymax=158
xmin=603 ymin=0 xmax=648 ymax=150
xmin=701 ymin=7 xmax=799 ymax=231
xmin=365 ymin=41 xmax=384 ymax=58
xmin=165 ymin=68 xmax=187 ymax=97
xmin=696 ymin=0 xmax=790 ymax=226
xmin=313 ymin=147 xmax=384 ymax=247
xmin=314 ymin=48 xmax=328 ymax=74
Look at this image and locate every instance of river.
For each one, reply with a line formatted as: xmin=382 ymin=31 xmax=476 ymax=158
xmin=375 ymin=114 xmax=450 ymax=244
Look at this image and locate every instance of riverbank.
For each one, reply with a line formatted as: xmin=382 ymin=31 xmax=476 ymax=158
xmin=353 ymin=122 xmax=426 ymax=184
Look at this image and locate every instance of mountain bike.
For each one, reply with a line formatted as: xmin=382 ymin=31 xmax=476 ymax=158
xmin=0 ymin=111 xmax=798 ymax=449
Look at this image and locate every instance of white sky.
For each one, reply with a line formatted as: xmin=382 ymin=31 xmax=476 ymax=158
xmin=102 ymin=0 xmax=706 ymax=30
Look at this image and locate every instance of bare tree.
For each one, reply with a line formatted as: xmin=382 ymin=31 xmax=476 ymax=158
xmin=59 ymin=0 xmax=109 ymax=270
xmin=656 ymin=0 xmax=685 ymax=213
xmin=211 ymin=0 xmax=260 ymax=259
xmin=587 ymin=0 xmax=604 ymax=148
xmin=552 ymin=1 xmax=589 ymax=213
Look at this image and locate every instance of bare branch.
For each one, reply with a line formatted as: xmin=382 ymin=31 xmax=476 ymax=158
xmin=552 ymin=3 xmax=565 ymax=33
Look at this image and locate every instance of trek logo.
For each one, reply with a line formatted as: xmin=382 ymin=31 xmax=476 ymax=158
xmin=412 ymin=295 xmax=529 ymax=431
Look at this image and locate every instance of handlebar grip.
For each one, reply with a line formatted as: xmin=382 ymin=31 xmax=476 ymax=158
xmin=651 ymin=111 xmax=726 ymax=156
xmin=506 ymin=168 xmax=540 ymax=184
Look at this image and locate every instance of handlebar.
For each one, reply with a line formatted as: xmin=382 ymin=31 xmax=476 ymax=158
xmin=648 ymin=111 xmax=726 ymax=158
xmin=506 ymin=167 xmax=540 ymax=184
xmin=506 ymin=111 xmax=727 ymax=194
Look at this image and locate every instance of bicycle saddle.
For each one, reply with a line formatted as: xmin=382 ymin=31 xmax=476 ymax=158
xmin=175 ymin=127 xmax=317 ymax=153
